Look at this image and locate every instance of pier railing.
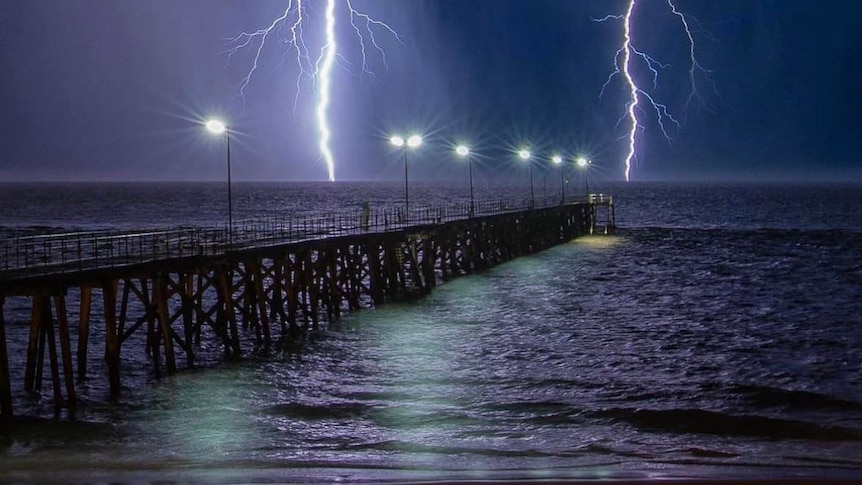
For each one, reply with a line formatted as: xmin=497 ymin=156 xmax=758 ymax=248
xmin=1 ymin=195 xmax=611 ymax=279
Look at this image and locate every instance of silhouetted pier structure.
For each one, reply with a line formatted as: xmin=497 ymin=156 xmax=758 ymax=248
xmin=0 ymin=196 xmax=614 ymax=418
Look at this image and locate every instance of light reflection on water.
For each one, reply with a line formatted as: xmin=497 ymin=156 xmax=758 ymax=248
xmin=2 ymin=182 xmax=862 ymax=481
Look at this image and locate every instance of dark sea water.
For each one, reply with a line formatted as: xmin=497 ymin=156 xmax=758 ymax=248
xmin=1 ymin=181 xmax=862 ymax=482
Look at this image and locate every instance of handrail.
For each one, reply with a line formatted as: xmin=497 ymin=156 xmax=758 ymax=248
xmin=1 ymin=195 xmax=607 ymax=279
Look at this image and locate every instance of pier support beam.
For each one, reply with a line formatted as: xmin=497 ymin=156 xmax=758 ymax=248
xmin=216 ymin=267 xmax=241 ymax=356
xmin=181 ymin=273 xmax=196 ymax=367
xmin=154 ymin=274 xmax=177 ymax=375
xmin=54 ymin=296 xmax=77 ymax=413
xmin=253 ymin=262 xmax=272 ymax=346
xmin=103 ymin=281 xmax=122 ymax=398
xmin=39 ymin=295 xmax=62 ymax=415
xmin=0 ymin=296 xmax=11 ymax=419
xmin=24 ymin=297 xmax=41 ymax=392
xmin=77 ymin=286 xmax=92 ymax=379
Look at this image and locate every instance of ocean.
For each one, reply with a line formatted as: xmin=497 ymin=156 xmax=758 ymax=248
xmin=1 ymin=181 xmax=861 ymax=482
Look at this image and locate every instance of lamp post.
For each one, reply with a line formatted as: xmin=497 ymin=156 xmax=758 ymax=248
xmin=455 ymin=145 xmax=474 ymax=216
xmin=576 ymin=157 xmax=591 ymax=198
xmin=206 ymin=119 xmax=232 ymax=246
xmin=390 ymin=134 xmax=422 ymax=223
xmin=518 ymin=149 xmax=533 ymax=207
xmin=552 ymin=154 xmax=564 ymax=204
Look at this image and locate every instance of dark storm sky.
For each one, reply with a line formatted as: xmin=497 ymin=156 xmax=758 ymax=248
xmin=1 ymin=0 xmax=860 ymax=183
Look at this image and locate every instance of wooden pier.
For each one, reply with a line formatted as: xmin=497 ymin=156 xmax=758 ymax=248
xmin=0 ymin=196 xmax=614 ymax=419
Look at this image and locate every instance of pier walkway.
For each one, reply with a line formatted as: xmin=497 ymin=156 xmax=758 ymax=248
xmin=0 ymin=195 xmax=614 ymax=418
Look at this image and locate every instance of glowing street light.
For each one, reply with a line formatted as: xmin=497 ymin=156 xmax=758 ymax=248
xmin=455 ymin=145 xmax=474 ymax=216
xmin=206 ymin=119 xmax=226 ymax=135
xmin=552 ymin=154 xmax=565 ymax=204
xmin=576 ymin=157 xmax=592 ymax=196
xmin=518 ymin=149 xmax=534 ymax=207
xmin=205 ymin=118 xmax=233 ymax=246
xmin=390 ymin=133 xmax=423 ymax=222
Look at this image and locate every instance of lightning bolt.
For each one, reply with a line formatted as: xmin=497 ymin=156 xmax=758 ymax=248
xmin=226 ymin=0 xmax=401 ymax=182
xmin=596 ymin=0 xmax=712 ymax=181
xmin=667 ymin=0 xmax=717 ymax=114
xmin=317 ymin=0 xmax=337 ymax=182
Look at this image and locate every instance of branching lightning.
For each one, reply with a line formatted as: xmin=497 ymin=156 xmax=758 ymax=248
xmin=595 ymin=0 xmax=713 ymax=181
xmin=227 ymin=0 xmax=401 ymax=182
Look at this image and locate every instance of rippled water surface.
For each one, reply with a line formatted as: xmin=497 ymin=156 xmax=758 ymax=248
xmin=1 ymin=182 xmax=862 ymax=482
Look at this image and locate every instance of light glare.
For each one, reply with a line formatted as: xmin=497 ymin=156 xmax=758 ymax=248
xmin=577 ymin=157 xmax=590 ymax=168
xmin=390 ymin=135 xmax=405 ymax=147
xmin=455 ymin=145 xmax=470 ymax=157
xmin=205 ymin=119 xmax=226 ymax=135
xmin=407 ymin=135 xmax=423 ymax=148
xmin=552 ymin=155 xmax=563 ymax=165
xmin=518 ymin=149 xmax=531 ymax=161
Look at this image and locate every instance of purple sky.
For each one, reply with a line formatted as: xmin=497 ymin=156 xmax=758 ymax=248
xmin=1 ymin=0 xmax=861 ymax=183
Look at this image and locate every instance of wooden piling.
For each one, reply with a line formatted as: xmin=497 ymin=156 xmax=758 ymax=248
xmin=216 ymin=267 xmax=240 ymax=355
xmin=102 ymin=280 xmax=121 ymax=398
xmin=34 ymin=296 xmax=47 ymax=394
xmin=367 ymin=241 xmax=384 ymax=305
xmin=77 ymin=286 xmax=92 ymax=379
xmin=271 ymin=259 xmax=288 ymax=333
xmin=154 ymin=273 xmax=176 ymax=374
xmin=24 ymin=295 xmax=41 ymax=392
xmin=40 ymin=295 xmax=62 ymax=414
xmin=181 ymin=273 xmax=196 ymax=366
xmin=54 ymin=295 xmax=77 ymax=413
xmin=0 ymin=296 xmax=12 ymax=419
xmin=253 ymin=262 xmax=272 ymax=346
xmin=422 ymin=238 xmax=436 ymax=289
xmin=284 ymin=255 xmax=299 ymax=333
xmin=306 ymin=250 xmax=320 ymax=331
xmin=242 ymin=260 xmax=262 ymax=342
xmin=194 ymin=272 xmax=206 ymax=345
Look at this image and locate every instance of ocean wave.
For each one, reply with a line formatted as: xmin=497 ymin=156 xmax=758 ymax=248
xmin=591 ymin=407 xmax=862 ymax=441
xmin=729 ymin=384 xmax=862 ymax=412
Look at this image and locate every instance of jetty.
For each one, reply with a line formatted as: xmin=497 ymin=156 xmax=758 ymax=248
xmin=0 ymin=195 xmax=614 ymax=418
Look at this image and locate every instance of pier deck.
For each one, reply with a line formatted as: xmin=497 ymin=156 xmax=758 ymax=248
xmin=0 ymin=196 xmax=614 ymax=418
